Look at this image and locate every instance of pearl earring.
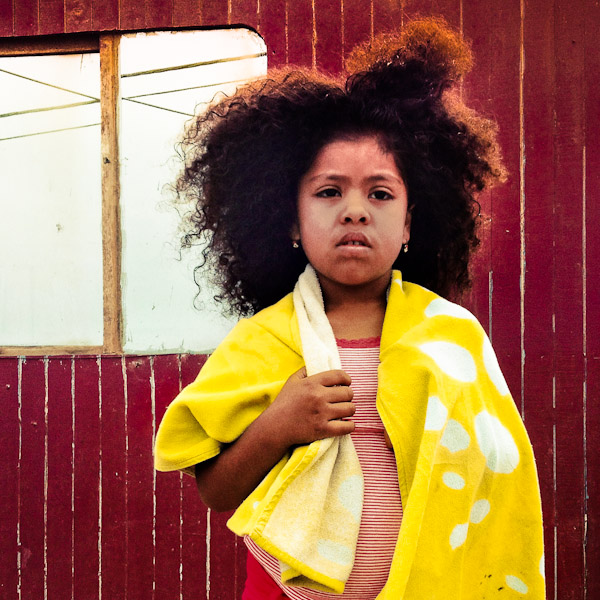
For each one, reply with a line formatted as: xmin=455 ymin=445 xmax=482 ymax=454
xmin=292 ymin=240 xmax=300 ymax=249
xmin=402 ymin=243 xmax=408 ymax=254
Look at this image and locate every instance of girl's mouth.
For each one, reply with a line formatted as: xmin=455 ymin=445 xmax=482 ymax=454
xmin=337 ymin=233 xmax=371 ymax=247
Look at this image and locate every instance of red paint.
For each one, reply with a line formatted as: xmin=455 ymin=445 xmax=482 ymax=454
xmin=172 ymin=0 xmax=202 ymax=28
xmin=258 ymin=0 xmax=286 ymax=68
xmin=314 ymin=0 xmax=342 ymax=73
xmin=584 ymin=1 xmax=600 ymax=597
xmin=461 ymin=3 xmax=493 ymax=331
xmin=18 ymin=358 xmax=46 ymax=600
xmin=38 ymin=0 xmax=65 ymax=35
xmin=65 ymin=0 xmax=93 ymax=32
xmin=99 ymin=356 xmax=127 ymax=598
xmin=147 ymin=0 xmax=172 ymax=29
xmin=286 ymin=0 xmax=313 ymax=66
xmin=124 ymin=356 xmax=155 ymax=600
xmin=13 ymin=0 xmax=38 ymax=35
xmin=154 ymin=355 xmax=185 ymax=599
xmin=178 ymin=354 xmax=210 ymax=598
xmin=553 ymin=2 xmax=586 ymax=597
xmin=209 ymin=509 xmax=242 ymax=597
xmin=231 ymin=0 xmax=259 ymax=30
xmin=372 ymin=0 xmax=401 ymax=36
xmin=342 ymin=0 xmax=371 ymax=69
xmin=92 ymin=0 xmax=119 ymax=31
xmin=0 ymin=0 xmax=13 ymax=36
xmin=520 ymin=1 xmax=556 ymax=594
xmin=201 ymin=0 xmax=229 ymax=27
xmin=119 ymin=0 xmax=146 ymax=31
xmin=46 ymin=358 xmax=75 ymax=599
xmin=0 ymin=358 xmax=19 ymax=599
xmin=73 ymin=357 xmax=101 ymax=599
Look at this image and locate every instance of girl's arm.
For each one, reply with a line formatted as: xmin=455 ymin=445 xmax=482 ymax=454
xmin=194 ymin=367 xmax=355 ymax=512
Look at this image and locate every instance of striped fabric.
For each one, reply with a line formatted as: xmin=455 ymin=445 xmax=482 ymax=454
xmin=245 ymin=338 xmax=403 ymax=599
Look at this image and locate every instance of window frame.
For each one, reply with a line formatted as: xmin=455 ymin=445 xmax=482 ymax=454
xmin=1 ymin=32 xmax=123 ymax=356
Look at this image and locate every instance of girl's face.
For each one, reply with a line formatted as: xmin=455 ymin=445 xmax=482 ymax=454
xmin=294 ymin=135 xmax=411 ymax=301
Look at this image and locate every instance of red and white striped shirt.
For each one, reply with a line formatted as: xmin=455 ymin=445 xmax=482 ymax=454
xmin=245 ymin=337 xmax=403 ymax=599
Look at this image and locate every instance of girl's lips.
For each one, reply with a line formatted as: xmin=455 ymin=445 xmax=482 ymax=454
xmin=336 ymin=232 xmax=371 ymax=247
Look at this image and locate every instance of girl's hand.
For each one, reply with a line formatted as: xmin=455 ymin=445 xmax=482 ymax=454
xmin=264 ymin=367 xmax=355 ymax=448
xmin=194 ymin=367 xmax=354 ymax=512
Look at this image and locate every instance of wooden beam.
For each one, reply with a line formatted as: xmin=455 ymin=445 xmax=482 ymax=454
xmin=0 ymin=33 xmax=99 ymax=56
xmin=100 ymin=33 xmax=123 ymax=354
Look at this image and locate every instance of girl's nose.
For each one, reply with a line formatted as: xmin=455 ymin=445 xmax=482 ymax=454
xmin=341 ymin=194 xmax=370 ymax=224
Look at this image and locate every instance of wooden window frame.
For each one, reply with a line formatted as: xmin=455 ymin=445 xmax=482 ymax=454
xmin=0 ymin=33 xmax=121 ymax=356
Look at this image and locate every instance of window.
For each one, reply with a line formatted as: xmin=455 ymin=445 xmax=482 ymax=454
xmin=0 ymin=29 xmax=267 ymax=355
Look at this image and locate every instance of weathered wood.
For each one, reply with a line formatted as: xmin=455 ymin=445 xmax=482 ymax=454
xmin=0 ymin=33 xmax=99 ymax=55
xmin=315 ymin=0 xmax=343 ymax=73
xmin=100 ymin=33 xmax=123 ymax=354
xmin=258 ymin=0 xmax=286 ymax=68
xmin=46 ymin=358 xmax=75 ymax=599
xmin=73 ymin=357 xmax=101 ymax=599
xmin=584 ymin=1 xmax=600 ymax=597
xmin=0 ymin=358 xmax=20 ymax=599
xmin=124 ymin=356 xmax=155 ymax=600
xmin=99 ymin=356 xmax=128 ymax=598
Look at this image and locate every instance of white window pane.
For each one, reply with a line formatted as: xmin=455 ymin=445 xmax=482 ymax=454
xmin=0 ymin=53 xmax=103 ymax=346
xmin=119 ymin=29 xmax=267 ymax=353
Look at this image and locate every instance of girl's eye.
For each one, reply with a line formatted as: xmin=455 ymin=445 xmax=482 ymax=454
xmin=316 ymin=188 xmax=341 ymax=198
xmin=370 ymin=190 xmax=394 ymax=201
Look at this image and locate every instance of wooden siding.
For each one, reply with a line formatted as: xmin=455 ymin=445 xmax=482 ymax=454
xmin=1 ymin=0 xmax=599 ymax=598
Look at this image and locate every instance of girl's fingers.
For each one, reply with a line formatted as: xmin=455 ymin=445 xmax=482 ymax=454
xmin=328 ymin=400 xmax=355 ymax=420
xmin=327 ymin=419 xmax=355 ymax=437
xmin=311 ymin=369 xmax=352 ymax=387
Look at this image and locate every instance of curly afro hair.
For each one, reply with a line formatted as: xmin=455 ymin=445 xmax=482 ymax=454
xmin=176 ymin=18 xmax=506 ymax=316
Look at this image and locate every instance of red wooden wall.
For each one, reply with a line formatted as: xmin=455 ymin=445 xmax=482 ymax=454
xmin=1 ymin=0 xmax=598 ymax=598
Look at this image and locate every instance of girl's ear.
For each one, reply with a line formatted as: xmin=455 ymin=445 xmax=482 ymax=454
xmin=403 ymin=208 xmax=412 ymax=243
xmin=290 ymin=222 xmax=300 ymax=242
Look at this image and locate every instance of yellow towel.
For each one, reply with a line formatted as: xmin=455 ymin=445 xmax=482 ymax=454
xmin=154 ymin=271 xmax=545 ymax=599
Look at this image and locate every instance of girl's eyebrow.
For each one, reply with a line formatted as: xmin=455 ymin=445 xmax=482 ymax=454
xmin=307 ymin=172 xmax=404 ymax=184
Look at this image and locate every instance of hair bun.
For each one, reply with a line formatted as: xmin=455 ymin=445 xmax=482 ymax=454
xmin=345 ymin=18 xmax=473 ymax=98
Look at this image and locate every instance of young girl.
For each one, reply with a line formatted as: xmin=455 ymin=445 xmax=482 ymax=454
xmin=155 ymin=19 xmax=545 ymax=600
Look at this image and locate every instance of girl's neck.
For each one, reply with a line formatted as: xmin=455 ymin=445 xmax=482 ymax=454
xmin=323 ymin=287 xmax=388 ymax=341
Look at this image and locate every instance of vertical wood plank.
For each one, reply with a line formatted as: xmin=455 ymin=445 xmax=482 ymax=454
xmin=38 ymin=0 xmax=65 ymax=35
xmin=584 ymin=0 xmax=600 ymax=596
xmin=73 ymin=356 xmax=101 ymax=600
xmin=146 ymin=0 xmax=172 ymax=29
xmin=46 ymin=358 xmax=75 ymax=600
xmin=372 ymin=0 xmax=401 ymax=36
xmin=19 ymin=358 xmax=47 ymax=600
xmin=314 ymin=0 xmax=342 ymax=73
xmin=209 ymin=509 xmax=239 ymax=598
xmin=286 ymin=0 xmax=313 ymax=67
xmin=521 ymin=0 xmax=556 ymax=594
xmin=172 ymin=0 xmax=202 ymax=28
xmin=0 ymin=0 xmax=14 ymax=36
xmin=119 ymin=0 xmax=145 ymax=31
xmin=65 ymin=0 xmax=93 ymax=32
xmin=230 ymin=0 xmax=259 ymax=30
xmin=201 ymin=0 xmax=229 ymax=26
xmin=553 ymin=1 xmax=586 ymax=597
xmin=13 ymin=0 xmax=38 ymax=35
xmin=100 ymin=356 xmax=127 ymax=599
xmin=93 ymin=0 xmax=119 ymax=31
xmin=259 ymin=0 xmax=287 ymax=69
xmin=342 ymin=0 xmax=372 ymax=70
xmin=180 ymin=354 xmax=209 ymax=599
xmin=100 ymin=33 xmax=123 ymax=354
xmin=125 ymin=356 xmax=155 ymax=600
xmin=0 ymin=358 xmax=20 ymax=599
xmin=154 ymin=355 xmax=185 ymax=600
xmin=461 ymin=0 xmax=493 ymax=331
